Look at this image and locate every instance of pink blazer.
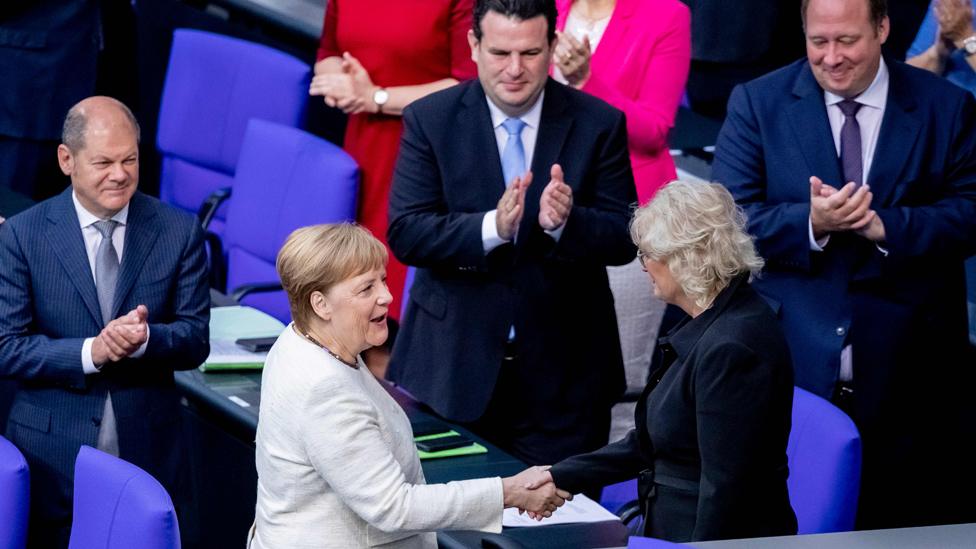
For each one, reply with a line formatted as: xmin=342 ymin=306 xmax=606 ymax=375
xmin=556 ymin=0 xmax=690 ymax=204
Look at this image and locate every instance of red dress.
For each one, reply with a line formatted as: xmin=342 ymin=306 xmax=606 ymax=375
xmin=317 ymin=0 xmax=476 ymax=320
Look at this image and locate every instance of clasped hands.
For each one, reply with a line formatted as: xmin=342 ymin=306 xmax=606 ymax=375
xmin=496 ymin=164 xmax=574 ymax=241
xmin=91 ymin=305 xmax=149 ymax=366
xmin=554 ymin=30 xmax=592 ymax=88
xmin=809 ymin=176 xmax=885 ymax=243
xmin=309 ymin=52 xmax=379 ymax=114
xmin=934 ymin=0 xmax=974 ymax=54
xmin=502 ymin=466 xmax=572 ymax=520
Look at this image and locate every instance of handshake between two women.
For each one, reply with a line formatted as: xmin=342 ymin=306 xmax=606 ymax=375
xmin=501 ymin=466 xmax=570 ymax=520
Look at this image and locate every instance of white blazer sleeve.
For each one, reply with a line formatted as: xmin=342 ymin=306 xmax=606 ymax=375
xmin=300 ymin=379 xmax=504 ymax=534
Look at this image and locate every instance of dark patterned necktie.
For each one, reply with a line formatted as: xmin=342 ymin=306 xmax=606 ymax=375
xmin=838 ymin=99 xmax=863 ymax=186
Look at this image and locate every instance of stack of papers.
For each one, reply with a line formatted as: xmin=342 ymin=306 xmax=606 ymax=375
xmin=502 ymin=494 xmax=620 ymax=527
xmin=202 ymin=306 xmax=285 ymax=372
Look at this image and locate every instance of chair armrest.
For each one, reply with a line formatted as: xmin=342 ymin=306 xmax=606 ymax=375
xmin=230 ymin=282 xmax=285 ymax=303
xmin=204 ymin=231 xmax=226 ymax=291
xmin=198 ymin=187 xmax=232 ymax=230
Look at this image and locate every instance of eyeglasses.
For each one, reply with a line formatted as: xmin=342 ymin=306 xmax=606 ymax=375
xmin=637 ymin=250 xmax=648 ymax=270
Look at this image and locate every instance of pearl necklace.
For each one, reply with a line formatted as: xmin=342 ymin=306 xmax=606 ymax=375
xmin=296 ymin=326 xmax=359 ymax=369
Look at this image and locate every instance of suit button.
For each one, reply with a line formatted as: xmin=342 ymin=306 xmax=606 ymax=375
xmin=91 ymin=417 xmax=101 ymax=427
xmin=835 ymin=327 xmax=846 ymax=336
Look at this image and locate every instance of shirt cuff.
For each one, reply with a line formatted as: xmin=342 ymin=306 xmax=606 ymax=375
xmin=808 ymin=218 xmax=830 ymax=251
xmin=545 ymin=224 xmax=565 ymax=242
xmin=130 ymin=325 xmax=150 ymax=358
xmin=482 ymin=210 xmax=508 ymax=253
xmin=82 ymin=337 xmax=99 ymax=374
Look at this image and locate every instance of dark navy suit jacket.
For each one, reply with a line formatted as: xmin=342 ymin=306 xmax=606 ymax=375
xmin=0 ymin=189 xmax=209 ymax=491
xmin=712 ymin=58 xmax=976 ymax=426
xmin=387 ymin=79 xmax=636 ymax=448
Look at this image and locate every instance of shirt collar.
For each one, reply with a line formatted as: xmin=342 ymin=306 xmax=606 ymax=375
xmin=486 ymin=90 xmax=545 ymax=131
xmin=72 ymin=190 xmax=129 ymax=229
xmin=824 ymin=57 xmax=888 ymax=109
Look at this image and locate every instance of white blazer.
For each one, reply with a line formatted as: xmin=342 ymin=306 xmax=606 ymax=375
xmin=249 ymin=325 xmax=503 ymax=548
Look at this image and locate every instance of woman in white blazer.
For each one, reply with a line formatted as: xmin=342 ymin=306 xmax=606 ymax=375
xmin=248 ymin=223 xmax=568 ymax=549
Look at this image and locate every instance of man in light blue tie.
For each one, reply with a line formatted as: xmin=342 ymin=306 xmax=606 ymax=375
xmin=387 ymin=0 xmax=637 ymax=466
xmin=0 ymin=96 xmax=210 ymax=547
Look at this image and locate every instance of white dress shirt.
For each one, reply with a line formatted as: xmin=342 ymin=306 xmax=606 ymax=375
xmin=481 ymin=92 xmax=565 ymax=252
xmin=72 ymin=192 xmax=148 ymax=373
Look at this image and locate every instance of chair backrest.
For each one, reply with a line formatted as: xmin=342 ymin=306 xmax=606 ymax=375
xmin=223 ymin=119 xmax=359 ymax=323
xmin=787 ymin=386 xmax=862 ymax=534
xmin=627 ymin=536 xmax=682 ymax=548
xmin=157 ymin=28 xmax=310 ymax=235
xmin=0 ymin=435 xmax=29 ymax=549
xmin=68 ymin=446 xmax=181 ymax=549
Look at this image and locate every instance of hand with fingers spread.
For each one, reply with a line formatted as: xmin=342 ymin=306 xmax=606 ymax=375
xmin=539 ymin=164 xmax=574 ymax=231
xmin=92 ymin=305 xmax=149 ymax=366
xmin=809 ymin=176 xmax=874 ymax=239
xmin=554 ymin=30 xmax=592 ymax=88
xmin=502 ymin=466 xmax=572 ymax=520
xmin=497 ymin=172 xmax=531 ymax=241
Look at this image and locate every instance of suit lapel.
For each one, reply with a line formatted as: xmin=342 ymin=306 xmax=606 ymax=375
xmin=112 ymin=193 xmax=160 ymax=318
xmin=522 ymin=80 xmax=573 ymax=242
xmin=46 ymin=190 xmax=103 ymax=326
xmin=460 ymin=82 xmax=509 ymax=207
xmin=868 ymin=62 xmax=921 ymax=206
xmin=788 ymin=65 xmax=844 ymax=188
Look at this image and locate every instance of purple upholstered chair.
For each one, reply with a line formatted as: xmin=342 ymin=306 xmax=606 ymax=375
xmin=157 ymin=29 xmax=309 ymax=236
xmin=222 ymin=119 xmax=358 ymax=323
xmin=627 ymin=536 xmax=682 ymax=548
xmin=0 ymin=435 xmax=29 ymax=549
xmin=788 ymin=386 xmax=861 ymax=534
xmin=68 ymin=446 xmax=180 ymax=549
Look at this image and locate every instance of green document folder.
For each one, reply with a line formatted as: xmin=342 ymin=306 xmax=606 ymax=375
xmin=415 ymin=430 xmax=488 ymax=460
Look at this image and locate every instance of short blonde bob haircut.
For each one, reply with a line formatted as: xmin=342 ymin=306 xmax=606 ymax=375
xmin=630 ymin=180 xmax=764 ymax=311
xmin=276 ymin=223 xmax=387 ymax=332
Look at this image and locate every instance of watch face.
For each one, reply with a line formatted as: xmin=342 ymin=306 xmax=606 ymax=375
xmin=374 ymin=89 xmax=389 ymax=105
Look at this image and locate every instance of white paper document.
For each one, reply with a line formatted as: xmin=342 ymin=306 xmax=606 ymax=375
xmin=502 ymin=493 xmax=621 ymax=527
xmin=204 ymin=338 xmax=268 ymax=365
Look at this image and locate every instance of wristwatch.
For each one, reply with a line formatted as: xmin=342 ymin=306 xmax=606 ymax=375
xmin=963 ymin=35 xmax=976 ymax=56
xmin=373 ymin=87 xmax=389 ymax=113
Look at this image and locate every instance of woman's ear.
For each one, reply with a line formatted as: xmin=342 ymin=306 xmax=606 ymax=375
xmin=309 ymin=290 xmax=332 ymax=321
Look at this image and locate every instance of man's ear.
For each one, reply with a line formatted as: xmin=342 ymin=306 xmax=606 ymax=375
xmin=468 ymin=29 xmax=479 ymax=62
xmin=57 ymin=144 xmax=74 ymax=176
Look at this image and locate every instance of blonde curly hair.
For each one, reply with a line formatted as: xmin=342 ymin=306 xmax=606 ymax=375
xmin=630 ymin=180 xmax=764 ymax=311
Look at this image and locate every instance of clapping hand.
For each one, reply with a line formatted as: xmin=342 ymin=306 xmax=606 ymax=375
xmin=92 ymin=305 xmax=150 ymax=365
xmin=810 ymin=177 xmax=886 ymax=243
xmin=554 ymin=30 xmax=592 ymax=88
xmin=309 ymin=52 xmax=378 ymax=114
xmin=936 ymin=0 xmax=974 ymax=48
xmin=502 ymin=466 xmax=572 ymax=520
xmin=497 ymin=172 xmax=531 ymax=241
xmin=539 ymin=164 xmax=573 ymax=231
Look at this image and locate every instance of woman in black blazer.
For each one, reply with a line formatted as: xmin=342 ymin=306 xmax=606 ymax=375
xmin=539 ymin=180 xmax=798 ymax=542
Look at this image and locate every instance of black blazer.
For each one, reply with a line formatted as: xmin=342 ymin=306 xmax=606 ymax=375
xmin=550 ymin=275 xmax=797 ymax=542
xmin=387 ymin=79 xmax=636 ymax=452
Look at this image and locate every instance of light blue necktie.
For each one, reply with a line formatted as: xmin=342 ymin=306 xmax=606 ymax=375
xmin=500 ymin=119 xmax=526 ymax=343
xmin=500 ymin=118 xmax=527 ymax=187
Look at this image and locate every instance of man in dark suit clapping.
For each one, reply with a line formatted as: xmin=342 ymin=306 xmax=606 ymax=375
xmin=0 ymin=96 xmax=210 ymax=547
xmin=387 ymin=0 xmax=636 ymax=466
xmin=712 ymin=0 xmax=976 ymax=529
